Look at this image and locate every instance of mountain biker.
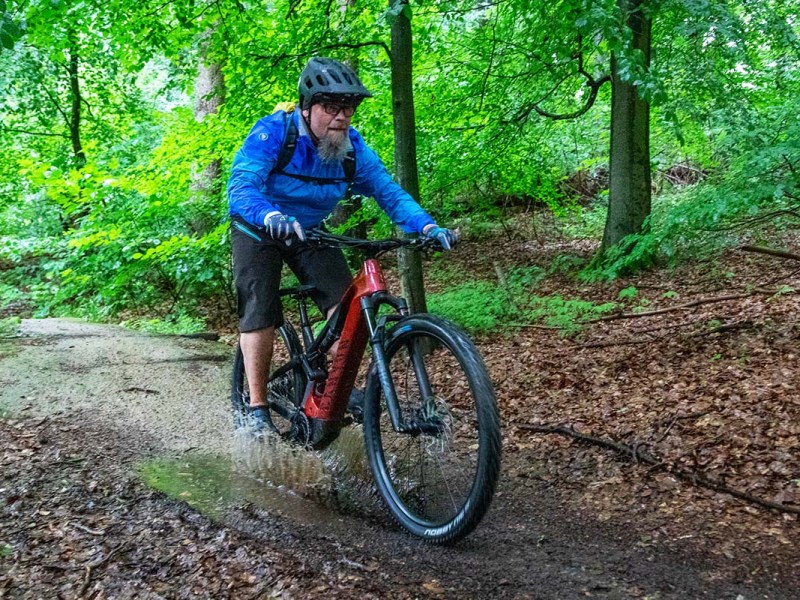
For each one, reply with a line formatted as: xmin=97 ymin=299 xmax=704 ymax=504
xmin=227 ymin=57 xmax=459 ymax=429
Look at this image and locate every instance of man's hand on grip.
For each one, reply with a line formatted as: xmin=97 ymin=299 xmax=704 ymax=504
xmin=423 ymin=225 xmax=459 ymax=251
xmin=264 ymin=211 xmax=306 ymax=242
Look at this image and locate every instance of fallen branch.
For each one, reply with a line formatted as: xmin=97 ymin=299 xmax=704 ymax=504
xmin=513 ymin=423 xmax=800 ymax=515
xmin=509 ymin=323 xmax=560 ymax=330
xmin=71 ymin=522 xmax=105 ymax=536
xmin=652 ymin=411 xmax=709 ymax=443
xmin=79 ymin=541 xmax=126 ymax=596
xmin=585 ymin=288 xmax=784 ymax=324
xmin=577 ymin=336 xmax=661 ymax=349
xmin=576 ymin=319 xmax=754 ymax=349
xmin=687 ymin=319 xmax=754 ymax=338
xmin=740 ymin=245 xmax=800 ymax=262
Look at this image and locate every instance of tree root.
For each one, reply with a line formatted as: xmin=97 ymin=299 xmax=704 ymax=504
xmin=514 ymin=423 xmax=800 ymax=515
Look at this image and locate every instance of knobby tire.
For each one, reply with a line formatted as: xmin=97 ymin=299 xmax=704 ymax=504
xmin=363 ymin=314 xmax=501 ymax=544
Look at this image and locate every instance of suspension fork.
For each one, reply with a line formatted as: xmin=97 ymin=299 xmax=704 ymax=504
xmin=362 ymin=292 xmax=429 ymax=434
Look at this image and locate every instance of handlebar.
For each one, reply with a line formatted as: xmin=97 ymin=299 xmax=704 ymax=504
xmin=304 ymin=229 xmax=443 ymax=257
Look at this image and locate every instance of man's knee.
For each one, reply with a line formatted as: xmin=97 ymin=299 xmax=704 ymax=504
xmin=240 ymin=327 xmax=276 ymax=346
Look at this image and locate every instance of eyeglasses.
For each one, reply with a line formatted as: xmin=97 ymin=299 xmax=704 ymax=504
xmin=320 ymin=103 xmax=357 ymax=117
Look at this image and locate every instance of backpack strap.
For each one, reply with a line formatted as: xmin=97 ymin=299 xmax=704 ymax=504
xmin=274 ymin=111 xmax=298 ymax=173
xmin=342 ymin=149 xmax=356 ymax=184
xmin=271 ymin=111 xmax=357 ymax=185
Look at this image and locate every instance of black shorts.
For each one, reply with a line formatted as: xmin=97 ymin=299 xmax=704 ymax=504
xmin=231 ymin=219 xmax=353 ymax=332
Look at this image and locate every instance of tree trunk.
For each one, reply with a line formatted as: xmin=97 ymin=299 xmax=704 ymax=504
xmin=391 ymin=0 xmax=427 ymax=313
xmin=68 ymin=41 xmax=85 ymax=168
xmin=329 ymin=25 xmax=367 ymax=239
xmin=190 ymin=27 xmax=225 ymax=234
xmin=601 ymin=0 xmax=652 ymax=251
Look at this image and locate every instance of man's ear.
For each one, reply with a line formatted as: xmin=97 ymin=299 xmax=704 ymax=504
xmin=302 ymin=108 xmax=310 ymax=119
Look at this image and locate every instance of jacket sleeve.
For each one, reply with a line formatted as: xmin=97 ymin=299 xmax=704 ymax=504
xmin=227 ymin=117 xmax=283 ymax=228
xmin=350 ymin=135 xmax=435 ymax=234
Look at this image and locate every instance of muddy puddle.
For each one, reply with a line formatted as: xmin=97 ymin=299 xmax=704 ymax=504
xmin=139 ymin=424 xmax=385 ymax=533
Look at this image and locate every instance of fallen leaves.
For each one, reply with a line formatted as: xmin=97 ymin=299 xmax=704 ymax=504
xmin=0 ymin=416 xmax=421 ymax=598
xmin=474 ymin=239 xmax=800 ymax=560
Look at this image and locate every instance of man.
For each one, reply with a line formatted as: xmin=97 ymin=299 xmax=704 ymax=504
xmin=227 ymin=57 xmax=458 ymax=428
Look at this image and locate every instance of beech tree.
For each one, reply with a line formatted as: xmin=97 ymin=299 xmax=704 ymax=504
xmin=603 ymin=0 xmax=651 ymax=250
xmin=390 ymin=0 xmax=427 ymax=313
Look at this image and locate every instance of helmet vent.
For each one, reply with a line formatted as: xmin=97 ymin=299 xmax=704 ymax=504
xmin=315 ymin=74 xmax=328 ymax=86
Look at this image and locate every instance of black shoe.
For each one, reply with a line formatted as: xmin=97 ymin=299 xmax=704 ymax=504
xmin=346 ymin=388 xmax=365 ymax=424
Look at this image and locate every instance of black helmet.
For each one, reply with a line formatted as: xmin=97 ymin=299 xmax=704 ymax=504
xmin=298 ymin=57 xmax=373 ymax=109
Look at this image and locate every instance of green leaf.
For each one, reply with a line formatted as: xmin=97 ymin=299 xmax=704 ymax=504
xmin=0 ymin=1 xmax=6 ymax=14
xmin=383 ymin=0 xmax=410 ymax=25
xmin=4 ymin=18 xmax=20 ymax=38
xmin=0 ymin=30 xmax=13 ymax=50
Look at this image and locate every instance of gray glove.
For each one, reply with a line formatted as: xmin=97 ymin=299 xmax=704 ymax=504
xmin=264 ymin=211 xmax=306 ymax=242
xmin=423 ymin=225 xmax=459 ymax=251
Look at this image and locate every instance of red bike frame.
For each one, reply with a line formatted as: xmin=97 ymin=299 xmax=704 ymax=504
xmin=302 ymin=258 xmax=389 ymax=423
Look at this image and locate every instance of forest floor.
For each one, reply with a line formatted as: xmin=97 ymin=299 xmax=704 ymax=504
xmin=1 ymin=233 xmax=799 ymax=599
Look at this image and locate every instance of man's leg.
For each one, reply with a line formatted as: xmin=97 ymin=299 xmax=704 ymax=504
xmin=231 ymin=220 xmax=286 ymax=413
xmin=240 ymin=327 xmax=275 ymax=407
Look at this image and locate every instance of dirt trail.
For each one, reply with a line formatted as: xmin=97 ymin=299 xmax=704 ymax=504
xmin=1 ymin=318 xmax=232 ymax=453
xmin=1 ymin=318 xmax=798 ymax=599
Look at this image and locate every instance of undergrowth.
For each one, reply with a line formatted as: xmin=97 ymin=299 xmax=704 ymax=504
xmin=121 ymin=313 xmax=207 ymax=335
xmin=427 ymin=266 xmax=616 ymax=335
xmin=576 ymin=110 xmax=799 ymax=281
xmin=0 ymin=317 xmax=20 ymax=337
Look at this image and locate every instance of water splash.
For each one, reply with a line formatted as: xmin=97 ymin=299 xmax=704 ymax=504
xmin=231 ymin=422 xmax=383 ymax=516
xmin=231 ymin=425 xmax=331 ymax=501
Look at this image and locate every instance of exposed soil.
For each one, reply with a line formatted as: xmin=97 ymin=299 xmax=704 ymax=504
xmin=2 ymin=239 xmax=799 ymax=599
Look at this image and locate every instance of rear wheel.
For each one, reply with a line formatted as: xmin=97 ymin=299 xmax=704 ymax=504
xmin=363 ymin=315 xmax=501 ymax=544
xmin=231 ymin=323 xmax=306 ymax=435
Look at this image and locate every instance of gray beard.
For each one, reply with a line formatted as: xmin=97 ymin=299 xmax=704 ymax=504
xmin=317 ymin=131 xmax=353 ymax=164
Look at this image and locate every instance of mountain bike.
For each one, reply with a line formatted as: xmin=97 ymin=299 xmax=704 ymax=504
xmin=231 ymin=229 xmax=501 ymax=544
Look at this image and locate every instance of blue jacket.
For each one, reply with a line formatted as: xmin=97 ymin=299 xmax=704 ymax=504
xmin=227 ymin=111 xmax=435 ymax=233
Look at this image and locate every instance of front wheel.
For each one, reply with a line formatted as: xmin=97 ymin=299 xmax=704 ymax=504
xmin=363 ymin=315 xmax=501 ymax=544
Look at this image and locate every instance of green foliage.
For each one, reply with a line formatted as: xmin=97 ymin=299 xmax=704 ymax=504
xmin=0 ymin=281 xmax=26 ymax=311
xmin=0 ymin=2 xmax=23 ymax=52
xmin=122 ymin=313 xmax=206 ymax=335
xmin=1 ymin=0 xmax=798 ymax=324
xmin=428 ymin=266 xmax=615 ymax=335
xmin=428 ymin=281 xmax=511 ymax=333
xmin=0 ymin=316 xmax=20 ymax=336
xmin=527 ymin=295 xmax=616 ymax=335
